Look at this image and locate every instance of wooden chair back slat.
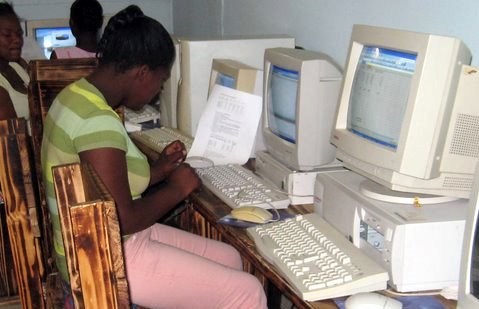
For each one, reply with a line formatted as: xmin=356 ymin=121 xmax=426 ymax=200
xmin=52 ymin=162 xmax=130 ymax=309
xmin=0 ymin=118 xmax=47 ymax=308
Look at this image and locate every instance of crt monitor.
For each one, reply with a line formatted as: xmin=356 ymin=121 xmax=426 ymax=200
xmin=175 ymin=35 xmax=295 ymax=137
xmin=208 ymin=58 xmax=262 ymax=97
xmin=458 ymin=165 xmax=479 ymax=309
xmin=207 ymin=58 xmax=265 ymax=157
xmin=262 ymin=47 xmax=342 ymax=171
xmin=26 ymin=19 xmax=75 ymax=59
xmin=331 ymin=24 xmax=475 ymax=200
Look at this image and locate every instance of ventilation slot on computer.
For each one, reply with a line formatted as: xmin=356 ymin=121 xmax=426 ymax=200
xmin=449 ymin=113 xmax=479 ymax=158
xmin=443 ymin=176 xmax=473 ymax=191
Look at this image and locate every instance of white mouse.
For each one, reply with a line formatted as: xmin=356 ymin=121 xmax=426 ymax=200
xmin=345 ymin=292 xmax=403 ymax=309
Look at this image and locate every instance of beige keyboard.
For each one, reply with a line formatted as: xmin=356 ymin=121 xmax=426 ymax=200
xmin=247 ymin=213 xmax=389 ymax=301
xmin=196 ymin=164 xmax=291 ymax=209
xmin=130 ymin=127 xmax=193 ymax=153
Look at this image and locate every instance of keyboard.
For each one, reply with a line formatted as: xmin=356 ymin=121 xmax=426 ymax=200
xmin=125 ymin=105 xmax=161 ymax=124
xmin=247 ymin=213 xmax=389 ymax=301
xmin=130 ymin=127 xmax=193 ymax=153
xmin=196 ymin=164 xmax=290 ymax=209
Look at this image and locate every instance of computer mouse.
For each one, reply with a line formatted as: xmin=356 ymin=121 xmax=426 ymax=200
xmin=230 ymin=206 xmax=273 ymax=224
xmin=345 ymin=292 xmax=403 ymax=309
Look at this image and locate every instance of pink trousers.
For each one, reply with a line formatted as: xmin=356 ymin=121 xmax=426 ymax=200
xmin=123 ymin=223 xmax=268 ymax=309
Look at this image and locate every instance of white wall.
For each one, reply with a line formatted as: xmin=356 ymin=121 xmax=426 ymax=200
xmin=173 ymin=0 xmax=479 ymax=67
xmin=172 ymin=0 xmax=223 ymax=37
xmin=11 ymin=0 xmax=173 ymax=32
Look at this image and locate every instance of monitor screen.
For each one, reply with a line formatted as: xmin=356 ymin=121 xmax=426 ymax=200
xmin=34 ymin=27 xmax=76 ymax=59
xmin=267 ymin=65 xmax=299 ymax=143
xmin=348 ymin=47 xmax=416 ymax=150
xmin=215 ymin=72 xmax=236 ymax=89
xmin=262 ymin=47 xmax=342 ymax=171
xmin=331 ymin=24 xmax=474 ymax=199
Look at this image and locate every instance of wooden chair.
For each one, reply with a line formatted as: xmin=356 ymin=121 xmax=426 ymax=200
xmin=0 ymin=118 xmax=131 ymax=308
xmin=52 ymin=162 xmax=131 ymax=309
xmin=0 ymin=118 xmax=59 ymax=309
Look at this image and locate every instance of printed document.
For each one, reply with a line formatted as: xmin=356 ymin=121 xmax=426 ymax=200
xmin=187 ymin=85 xmax=262 ymax=166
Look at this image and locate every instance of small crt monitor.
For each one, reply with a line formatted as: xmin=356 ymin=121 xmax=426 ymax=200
xmin=331 ymin=24 xmax=475 ymax=200
xmin=26 ymin=19 xmax=76 ymax=59
xmin=262 ymin=47 xmax=342 ymax=171
xmin=458 ymin=165 xmax=479 ymax=308
xmin=35 ymin=27 xmax=75 ymax=59
xmin=208 ymin=58 xmax=263 ymax=97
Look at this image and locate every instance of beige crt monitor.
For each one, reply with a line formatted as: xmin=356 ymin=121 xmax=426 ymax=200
xmin=331 ymin=24 xmax=475 ymax=200
xmin=208 ymin=59 xmax=262 ymax=97
xmin=262 ymin=47 xmax=342 ymax=171
xmin=176 ymin=35 xmax=295 ymax=136
xmin=26 ymin=19 xmax=74 ymax=59
xmin=207 ymin=58 xmax=265 ymax=157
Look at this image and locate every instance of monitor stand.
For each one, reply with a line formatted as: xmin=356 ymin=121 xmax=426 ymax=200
xmin=359 ymin=179 xmax=460 ymax=205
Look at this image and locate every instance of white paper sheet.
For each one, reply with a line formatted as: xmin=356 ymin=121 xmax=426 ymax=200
xmin=187 ymin=85 xmax=262 ymax=166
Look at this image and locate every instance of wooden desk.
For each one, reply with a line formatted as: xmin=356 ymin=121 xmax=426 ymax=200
xmin=178 ymin=187 xmax=339 ymax=308
xmin=134 ymin=138 xmax=457 ymax=309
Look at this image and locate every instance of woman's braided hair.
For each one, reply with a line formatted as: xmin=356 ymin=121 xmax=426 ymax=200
xmin=97 ymin=5 xmax=175 ymax=73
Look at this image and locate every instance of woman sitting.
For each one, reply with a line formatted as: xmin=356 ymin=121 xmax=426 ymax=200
xmin=41 ymin=5 xmax=267 ymax=309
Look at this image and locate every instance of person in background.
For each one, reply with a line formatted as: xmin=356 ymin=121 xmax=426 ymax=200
xmin=41 ymin=5 xmax=267 ymax=309
xmin=50 ymin=0 xmax=103 ymax=59
xmin=0 ymin=2 xmax=30 ymax=121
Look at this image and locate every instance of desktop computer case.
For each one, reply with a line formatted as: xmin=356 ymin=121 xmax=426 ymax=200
xmin=314 ymin=170 xmax=467 ymax=292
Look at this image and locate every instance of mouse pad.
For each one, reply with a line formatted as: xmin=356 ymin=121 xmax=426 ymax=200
xmin=334 ymin=295 xmax=446 ymax=309
xmin=218 ymin=209 xmax=296 ymax=228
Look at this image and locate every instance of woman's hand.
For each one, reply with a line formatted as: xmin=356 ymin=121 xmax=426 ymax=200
xmin=150 ymin=140 xmax=187 ymax=183
xmin=167 ymin=163 xmax=201 ymax=199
